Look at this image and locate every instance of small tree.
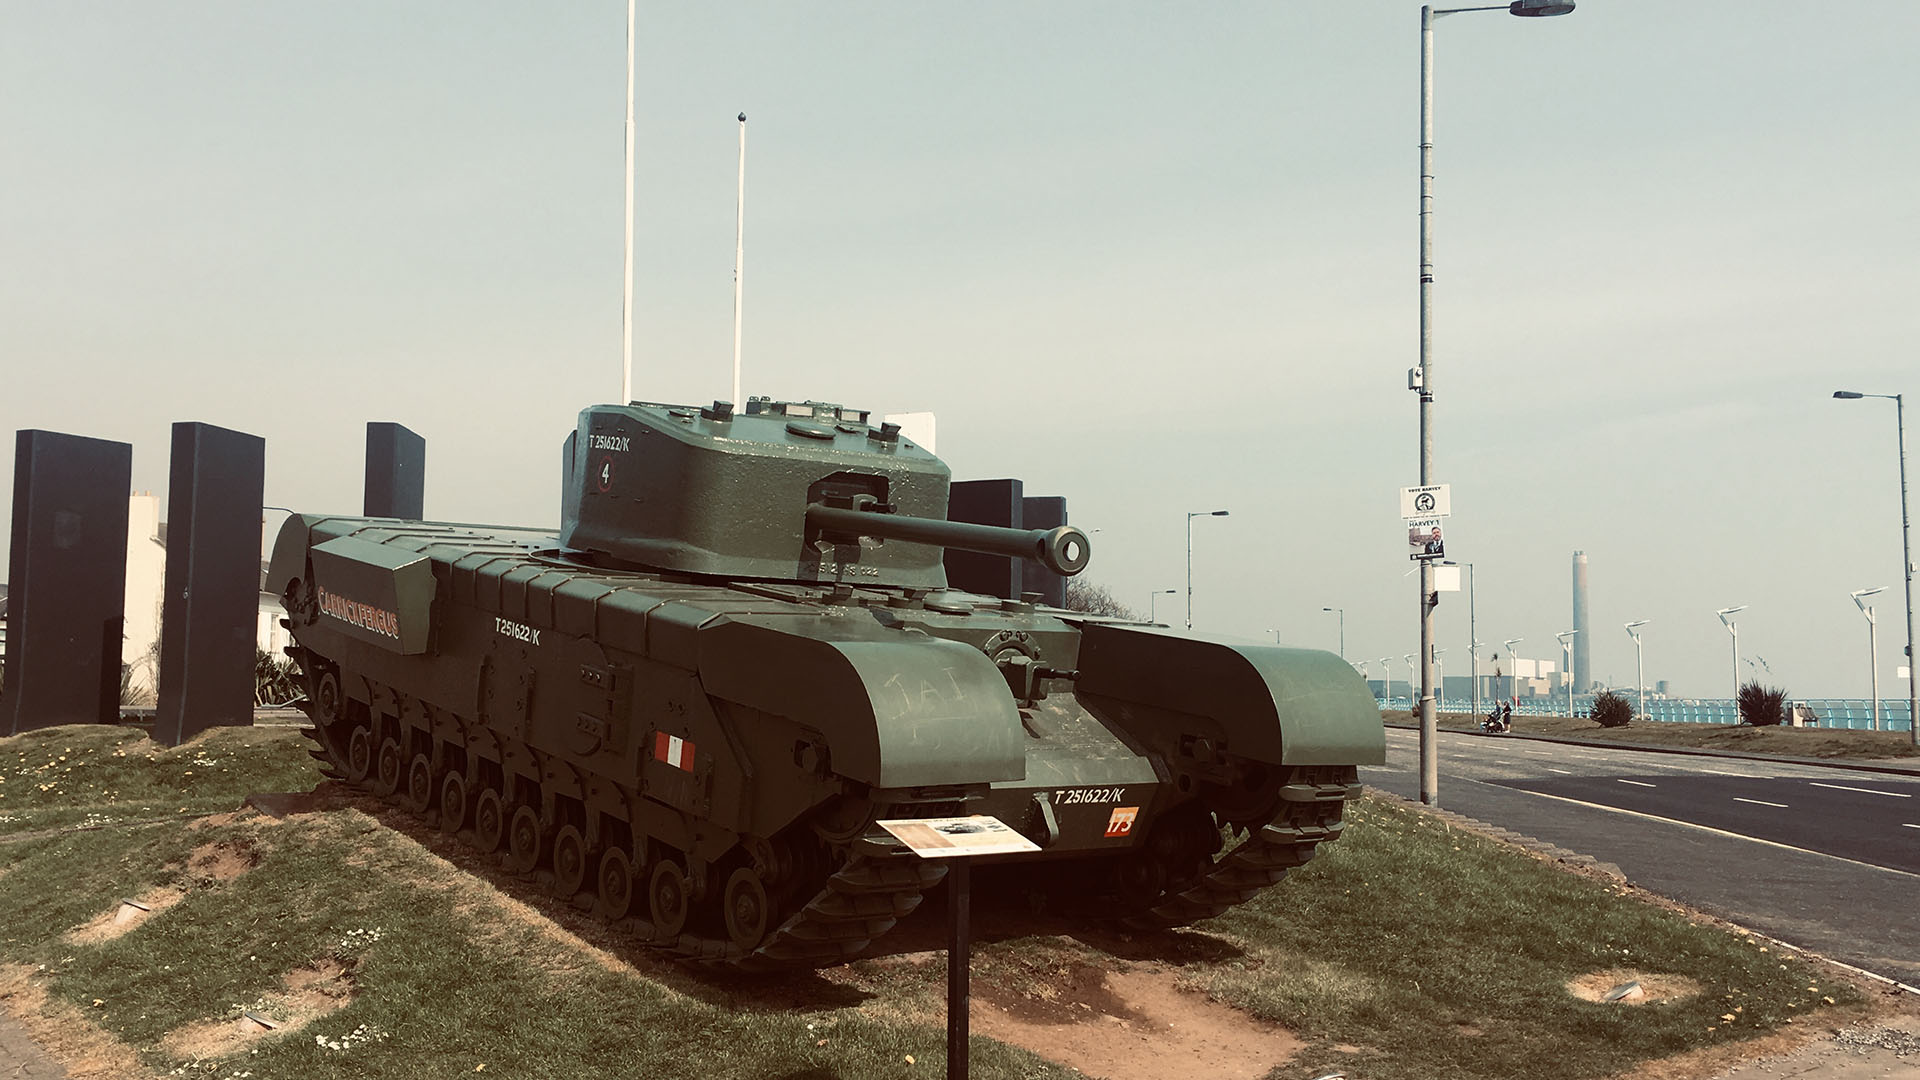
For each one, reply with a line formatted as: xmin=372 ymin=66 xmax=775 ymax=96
xmin=1737 ymin=680 xmax=1787 ymax=726
xmin=1063 ymin=580 xmax=1141 ymax=620
xmin=1591 ymin=690 xmax=1633 ymax=728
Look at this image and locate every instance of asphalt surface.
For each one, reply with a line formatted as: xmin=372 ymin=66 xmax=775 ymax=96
xmin=1364 ymin=727 xmax=1920 ymax=991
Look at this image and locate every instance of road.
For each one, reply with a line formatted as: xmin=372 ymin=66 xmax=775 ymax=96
xmin=1362 ymin=727 xmax=1920 ymax=990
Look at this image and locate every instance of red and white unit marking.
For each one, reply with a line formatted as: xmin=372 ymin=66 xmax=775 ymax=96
xmin=654 ymin=732 xmax=696 ymax=771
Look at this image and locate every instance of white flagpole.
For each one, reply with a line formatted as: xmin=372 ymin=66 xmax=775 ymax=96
xmin=732 ymin=112 xmax=746 ymax=407
xmin=620 ymin=0 xmax=636 ymax=405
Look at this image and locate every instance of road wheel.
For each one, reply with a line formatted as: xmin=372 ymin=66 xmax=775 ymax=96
xmin=313 ymin=671 xmax=344 ymax=726
xmin=404 ymin=753 xmax=435 ymax=815
xmin=595 ymin=847 xmax=636 ymax=920
xmin=648 ymin=859 xmax=690 ymax=938
xmin=344 ymin=725 xmax=374 ymax=783
xmin=473 ymin=788 xmax=507 ymax=852
xmin=507 ymin=805 xmax=546 ymax=874
xmin=438 ymin=773 xmax=469 ymax=835
xmin=371 ymin=737 xmax=404 ymax=797
xmin=552 ymin=826 xmax=589 ymax=899
xmin=723 ymin=867 xmax=772 ymax=950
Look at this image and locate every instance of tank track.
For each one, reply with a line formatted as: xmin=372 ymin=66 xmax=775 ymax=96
xmin=1127 ymin=766 xmax=1361 ymax=929
xmin=294 ymin=689 xmax=1357 ymax=966
xmin=293 ymin=699 xmax=946 ymax=973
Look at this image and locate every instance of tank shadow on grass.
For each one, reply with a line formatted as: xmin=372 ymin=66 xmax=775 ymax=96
xmin=259 ymin=779 xmax=1251 ymax=1013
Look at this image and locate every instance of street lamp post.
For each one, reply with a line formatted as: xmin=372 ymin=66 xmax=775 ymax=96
xmin=1852 ymin=587 xmax=1888 ymax=731
xmin=1502 ymin=638 xmax=1523 ymax=709
xmin=1147 ymin=589 xmax=1177 ymax=623
xmin=1186 ymin=510 xmax=1229 ymax=631
xmin=1470 ymin=639 xmax=1485 ymax=720
xmin=1433 ymin=648 xmax=1446 ymax=711
xmin=1323 ymin=607 xmax=1345 ymax=660
xmin=1556 ymin=629 xmax=1580 ymax=718
xmin=1415 ymin=0 xmax=1574 ymax=808
xmin=1381 ymin=658 xmax=1396 ymax=708
xmin=1404 ymin=654 xmax=1417 ymax=714
xmin=1625 ymin=621 xmax=1649 ymax=721
xmin=1716 ymin=606 xmax=1747 ymax=710
xmin=1834 ymin=390 xmax=1917 ymax=746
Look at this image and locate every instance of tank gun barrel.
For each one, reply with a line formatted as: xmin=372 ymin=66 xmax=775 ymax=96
xmin=805 ymin=503 xmax=1091 ymax=577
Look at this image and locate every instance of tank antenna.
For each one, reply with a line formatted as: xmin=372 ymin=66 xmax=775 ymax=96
xmin=732 ymin=111 xmax=747 ymax=409
xmin=620 ymin=0 xmax=637 ymax=405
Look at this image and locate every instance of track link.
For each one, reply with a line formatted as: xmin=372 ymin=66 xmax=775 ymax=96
xmin=1129 ymin=766 xmax=1361 ymax=929
xmin=295 ymin=694 xmax=945 ymax=971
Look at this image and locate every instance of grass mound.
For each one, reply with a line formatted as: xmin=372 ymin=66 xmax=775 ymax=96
xmin=0 ymin=723 xmax=1879 ymax=1080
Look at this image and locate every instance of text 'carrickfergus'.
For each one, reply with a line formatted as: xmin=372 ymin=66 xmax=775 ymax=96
xmin=317 ymin=586 xmax=400 ymax=639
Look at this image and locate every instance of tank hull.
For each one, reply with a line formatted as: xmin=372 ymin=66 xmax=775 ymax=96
xmin=269 ymin=514 xmax=1382 ymax=967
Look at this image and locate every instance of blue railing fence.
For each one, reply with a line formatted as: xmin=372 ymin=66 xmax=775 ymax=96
xmin=1378 ymin=694 xmax=1912 ymax=732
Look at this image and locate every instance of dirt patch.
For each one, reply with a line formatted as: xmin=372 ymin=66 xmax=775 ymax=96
xmin=158 ymin=956 xmax=356 ymax=1060
xmin=186 ymin=838 xmax=260 ymax=882
xmin=66 ymin=886 xmax=188 ymax=944
xmin=0 ymin=964 xmax=161 ymax=1079
xmin=1567 ymin=968 xmax=1703 ymax=1005
xmin=969 ymin=960 xmax=1303 ymax=1080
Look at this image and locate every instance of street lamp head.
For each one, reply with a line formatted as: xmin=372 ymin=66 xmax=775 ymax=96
xmin=1509 ymin=0 xmax=1575 ymax=14
xmin=1716 ymin=605 xmax=1747 ymax=623
xmin=1834 ymin=390 xmax=1865 ymax=399
xmin=1210 ymin=510 xmax=1229 ymax=517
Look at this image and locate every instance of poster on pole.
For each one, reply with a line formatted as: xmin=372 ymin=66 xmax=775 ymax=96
xmin=1400 ymin=484 xmax=1451 ymax=519
xmin=1407 ymin=518 xmax=1446 ymax=561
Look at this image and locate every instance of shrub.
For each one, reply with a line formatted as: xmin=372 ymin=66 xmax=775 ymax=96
xmin=254 ymin=649 xmax=302 ymax=706
xmin=1737 ymin=680 xmax=1787 ymax=726
xmin=1591 ymin=690 xmax=1633 ymax=728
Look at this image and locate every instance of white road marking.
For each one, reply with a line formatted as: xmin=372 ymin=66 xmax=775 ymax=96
xmin=1810 ymin=782 xmax=1911 ymax=799
xmin=1452 ymin=777 xmax=1920 ymax=880
xmin=1734 ymin=797 xmax=1789 ymax=808
xmin=1522 ymin=751 xmax=1553 ymax=757
xmin=1697 ymin=769 xmax=1747 ymax=777
xmin=1547 ymin=768 xmax=1573 ymax=775
xmin=1617 ymin=779 xmax=1656 ymax=788
xmin=1904 ymin=823 xmax=1920 ymax=831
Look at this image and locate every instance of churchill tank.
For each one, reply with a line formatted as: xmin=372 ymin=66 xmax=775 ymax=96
xmin=267 ymin=397 xmax=1384 ymax=969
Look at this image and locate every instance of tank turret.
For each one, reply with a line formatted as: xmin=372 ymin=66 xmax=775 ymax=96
xmin=561 ymin=398 xmax=1090 ymax=588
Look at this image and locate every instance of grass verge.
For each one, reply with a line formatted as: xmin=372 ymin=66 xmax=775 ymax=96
xmin=0 ymin=723 xmax=1885 ymax=1080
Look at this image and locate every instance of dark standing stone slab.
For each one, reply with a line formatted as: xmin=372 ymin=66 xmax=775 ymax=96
xmin=364 ymin=422 xmax=424 ymax=519
xmin=945 ymin=479 xmax=1023 ymax=600
xmin=154 ymin=422 xmax=266 ymax=746
xmin=2 ymin=430 xmax=132 ymax=734
xmin=1020 ymin=495 xmax=1069 ymax=608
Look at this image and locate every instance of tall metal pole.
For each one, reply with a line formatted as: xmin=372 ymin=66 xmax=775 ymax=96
xmin=1417 ymin=4 xmax=1440 ymax=806
xmin=1467 ymin=563 xmax=1478 ymax=722
xmin=1637 ymin=637 xmax=1645 ymax=720
xmin=732 ymin=113 xmax=747 ymax=408
xmin=1836 ymin=391 xmax=1917 ymax=745
xmin=1186 ymin=515 xmax=1194 ymax=631
xmin=1730 ymin=623 xmax=1739 ymax=705
xmin=1871 ymin=607 xmax=1881 ymax=731
xmin=620 ymin=0 xmax=636 ymax=404
xmin=1898 ymin=395 xmax=1917 ymax=746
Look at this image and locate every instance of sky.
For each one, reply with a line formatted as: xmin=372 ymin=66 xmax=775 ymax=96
xmin=3 ymin=2 xmax=1917 ymax=701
